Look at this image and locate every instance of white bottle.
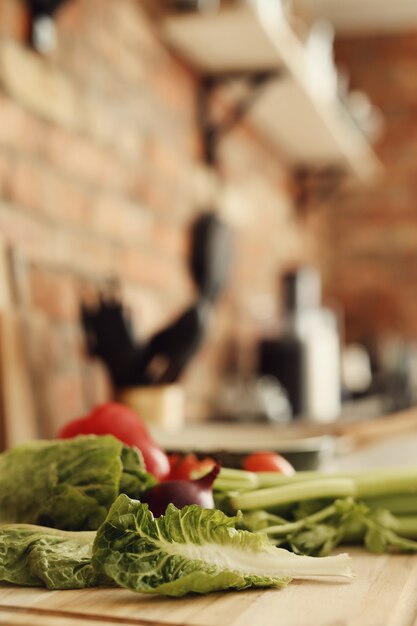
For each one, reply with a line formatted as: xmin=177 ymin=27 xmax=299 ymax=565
xmin=295 ymin=308 xmax=341 ymax=423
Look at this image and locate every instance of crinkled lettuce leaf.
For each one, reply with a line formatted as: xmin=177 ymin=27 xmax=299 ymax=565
xmin=0 ymin=436 xmax=154 ymax=531
xmin=0 ymin=524 xmax=109 ymax=589
xmin=92 ymin=494 xmax=353 ymax=597
xmin=119 ymin=445 xmax=156 ymax=499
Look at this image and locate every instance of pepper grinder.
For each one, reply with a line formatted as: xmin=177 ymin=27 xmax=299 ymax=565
xmin=258 ymin=267 xmax=341 ymax=422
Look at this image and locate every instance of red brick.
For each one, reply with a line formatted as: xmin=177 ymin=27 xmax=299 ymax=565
xmin=28 ymin=315 xmax=68 ymax=373
xmin=118 ymin=246 xmax=177 ymax=288
xmin=146 ymin=138 xmax=186 ymax=181
xmin=7 ymin=159 xmax=91 ymax=226
xmin=85 ymin=17 xmax=146 ymax=86
xmin=30 ymin=268 xmax=80 ymax=322
xmin=44 ymin=369 xmax=86 ymax=435
xmin=82 ymin=98 xmax=119 ymax=147
xmin=6 ymin=157 xmax=88 ymax=225
xmin=48 ymin=233 xmax=118 ymax=278
xmin=152 ymin=222 xmax=188 ymax=260
xmin=89 ymin=193 xmax=153 ymax=243
xmin=42 ymin=127 xmax=132 ymax=191
xmin=103 ymin=0 xmax=152 ymax=48
xmin=144 ymin=50 xmax=197 ymax=117
xmin=56 ymin=38 xmax=113 ymax=91
xmin=39 ymin=170 xmax=89 ymax=226
xmin=115 ymin=125 xmax=145 ymax=162
xmin=81 ymin=361 xmax=113 ymax=408
xmin=0 ymin=0 xmax=315 ymax=428
xmin=7 ymin=158 xmax=41 ymax=210
xmin=0 ymin=39 xmax=80 ymax=129
xmin=0 ymin=0 xmax=29 ymax=41
xmin=56 ymin=0 xmax=83 ymax=34
xmin=0 ymin=151 xmax=12 ymax=197
xmin=0 ymin=201 xmax=45 ymax=259
xmin=0 ymin=96 xmax=43 ymax=153
xmin=310 ymin=32 xmax=417 ymax=343
xmin=101 ymin=0 xmax=165 ymax=58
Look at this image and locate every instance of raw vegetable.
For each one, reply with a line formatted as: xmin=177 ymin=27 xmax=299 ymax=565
xmin=59 ymin=403 xmax=170 ymax=480
xmin=213 ymin=466 xmax=417 ymax=556
xmin=242 ymin=452 xmax=295 ymax=475
xmin=168 ymin=453 xmax=216 ymax=480
xmin=231 ymin=477 xmax=356 ymax=511
xmin=242 ymin=498 xmax=417 ymax=556
xmin=229 ymin=468 xmax=417 ymax=511
xmin=92 ymin=494 xmax=353 ymax=597
xmin=214 ymin=467 xmax=259 ymax=492
xmin=143 ymin=463 xmax=220 ymax=516
xmin=0 ymin=435 xmax=155 ymax=530
xmin=0 ymin=524 xmax=108 ymax=589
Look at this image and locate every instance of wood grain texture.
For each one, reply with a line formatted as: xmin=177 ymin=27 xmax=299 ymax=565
xmin=0 ymin=241 xmax=39 ymax=451
xmin=1 ymin=550 xmax=417 ymax=626
xmin=0 ymin=312 xmax=39 ymax=449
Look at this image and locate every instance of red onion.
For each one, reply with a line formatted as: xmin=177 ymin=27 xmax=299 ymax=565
xmin=142 ymin=463 xmax=221 ymax=517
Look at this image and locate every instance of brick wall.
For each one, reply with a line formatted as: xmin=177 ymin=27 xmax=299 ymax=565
xmin=317 ymin=33 xmax=417 ymax=348
xmin=0 ymin=0 xmax=315 ymax=432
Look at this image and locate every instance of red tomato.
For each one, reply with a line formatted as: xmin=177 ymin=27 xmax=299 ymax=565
xmin=167 ymin=453 xmax=216 ymax=481
xmin=168 ymin=454 xmax=182 ymax=472
xmin=242 ymin=451 xmax=295 ymax=475
xmin=59 ymin=403 xmax=170 ymax=481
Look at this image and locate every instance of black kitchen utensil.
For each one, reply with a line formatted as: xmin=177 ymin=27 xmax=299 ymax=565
xmin=259 ymin=336 xmax=307 ymax=417
xmin=137 ymin=298 xmax=211 ymax=385
xmin=81 ymin=296 xmax=143 ymax=388
xmin=189 ymin=212 xmax=232 ymax=303
xmin=81 ymin=211 xmax=233 ymax=389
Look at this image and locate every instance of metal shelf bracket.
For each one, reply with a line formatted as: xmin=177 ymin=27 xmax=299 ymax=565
xmin=293 ymin=166 xmax=346 ymax=213
xmin=198 ymin=69 xmax=283 ymax=166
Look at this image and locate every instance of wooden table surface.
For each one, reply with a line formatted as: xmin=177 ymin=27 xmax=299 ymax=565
xmin=2 ymin=423 xmax=417 ymax=626
xmin=1 ymin=548 xmax=417 ymax=626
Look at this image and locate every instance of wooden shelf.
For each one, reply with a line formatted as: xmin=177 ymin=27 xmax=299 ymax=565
xmin=161 ymin=2 xmax=382 ymax=181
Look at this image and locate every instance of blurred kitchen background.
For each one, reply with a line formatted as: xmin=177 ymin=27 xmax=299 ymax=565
xmin=1 ymin=0 xmax=417 ymax=448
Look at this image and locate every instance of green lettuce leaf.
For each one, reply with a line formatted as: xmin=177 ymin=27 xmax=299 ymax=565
xmin=119 ymin=445 xmax=156 ymax=498
xmin=0 ymin=524 xmax=109 ymax=589
xmin=92 ymin=495 xmax=353 ymax=597
xmin=0 ymin=436 xmax=153 ymax=530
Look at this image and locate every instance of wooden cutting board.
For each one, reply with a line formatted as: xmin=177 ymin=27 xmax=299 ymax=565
xmin=0 ymin=311 xmax=40 ymax=449
xmin=0 ymin=549 xmax=416 ymax=626
xmin=0 ymin=241 xmax=39 ymax=450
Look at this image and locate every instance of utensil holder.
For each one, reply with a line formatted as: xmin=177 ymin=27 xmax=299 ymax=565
xmin=118 ymin=384 xmax=185 ymax=433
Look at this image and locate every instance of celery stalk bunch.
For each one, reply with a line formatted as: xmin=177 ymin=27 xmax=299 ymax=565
xmin=214 ymin=467 xmax=417 ymax=556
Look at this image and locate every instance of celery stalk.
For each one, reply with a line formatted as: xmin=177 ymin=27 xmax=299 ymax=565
xmin=231 ymin=478 xmax=356 ymax=511
xmin=257 ymin=502 xmax=339 ymax=536
xmin=215 ymin=468 xmax=258 ymax=492
xmin=249 ymin=467 xmax=417 ymax=492
xmin=254 ymin=471 xmax=319 ymax=489
xmin=365 ymin=494 xmax=417 ymax=516
xmin=392 ymin=515 xmax=417 ymax=539
xmin=354 ymin=468 xmax=417 ymax=499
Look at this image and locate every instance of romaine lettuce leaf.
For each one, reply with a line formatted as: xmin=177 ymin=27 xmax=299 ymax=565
xmin=93 ymin=495 xmax=353 ymax=597
xmin=0 ymin=435 xmax=153 ymax=530
xmin=0 ymin=524 xmax=108 ymax=589
xmin=119 ymin=445 xmax=156 ymax=498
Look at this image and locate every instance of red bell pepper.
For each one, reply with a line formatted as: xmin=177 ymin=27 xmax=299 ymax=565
xmin=167 ymin=453 xmax=216 ymax=481
xmin=58 ymin=403 xmax=170 ymax=481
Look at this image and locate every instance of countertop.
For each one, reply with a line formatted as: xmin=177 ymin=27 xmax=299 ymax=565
xmin=2 ymin=420 xmax=417 ymax=626
xmin=0 ymin=548 xmax=416 ymax=626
